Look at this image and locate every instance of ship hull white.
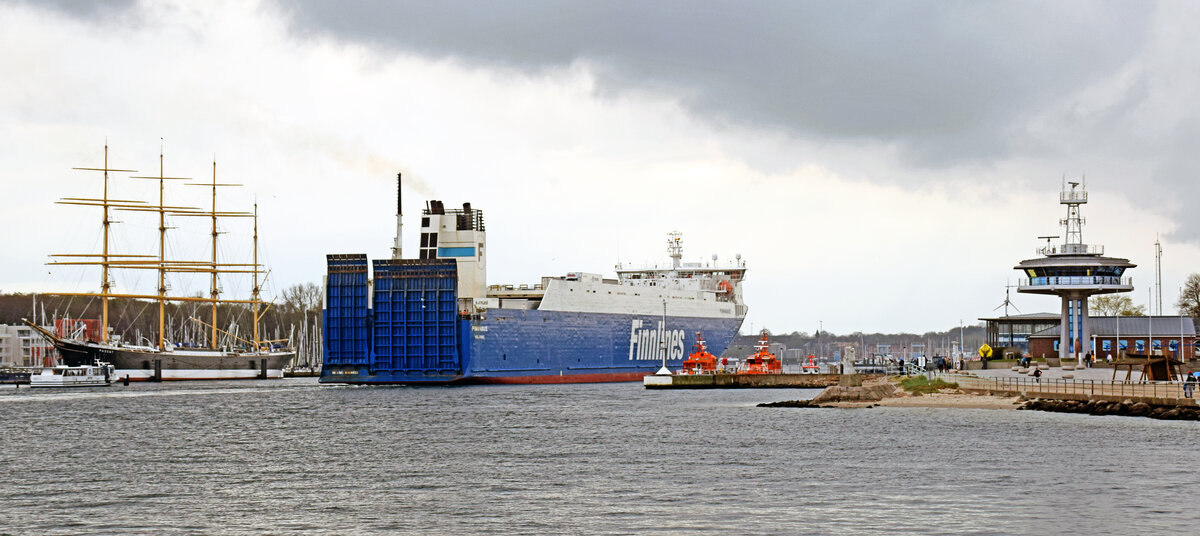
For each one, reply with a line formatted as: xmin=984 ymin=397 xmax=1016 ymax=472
xmin=116 ymin=368 xmax=285 ymax=381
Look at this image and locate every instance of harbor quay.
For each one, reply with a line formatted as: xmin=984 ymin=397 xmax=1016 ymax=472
xmin=940 ymin=368 xmax=1200 ymax=409
xmin=644 ymin=372 xmax=881 ymax=389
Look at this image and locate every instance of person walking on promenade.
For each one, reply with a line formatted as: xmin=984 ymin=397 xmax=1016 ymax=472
xmin=1033 ymin=368 xmax=1042 ymax=383
xmin=1185 ymin=371 xmax=1195 ymax=399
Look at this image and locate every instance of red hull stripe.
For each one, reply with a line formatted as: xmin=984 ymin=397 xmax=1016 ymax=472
xmin=470 ymin=372 xmax=650 ymax=384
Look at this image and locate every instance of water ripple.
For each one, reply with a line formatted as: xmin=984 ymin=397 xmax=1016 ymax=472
xmin=1 ymin=380 xmax=1198 ymax=534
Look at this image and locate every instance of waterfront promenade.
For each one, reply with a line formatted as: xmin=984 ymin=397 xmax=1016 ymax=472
xmin=938 ymin=369 xmax=1199 ymax=408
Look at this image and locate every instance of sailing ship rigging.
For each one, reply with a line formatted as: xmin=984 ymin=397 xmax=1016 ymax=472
xmin=26 ymin=143 xmax=294 ymax=380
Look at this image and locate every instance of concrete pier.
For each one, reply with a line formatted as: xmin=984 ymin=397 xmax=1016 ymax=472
xmin=644 ymin=373 xmax=880 ymax=389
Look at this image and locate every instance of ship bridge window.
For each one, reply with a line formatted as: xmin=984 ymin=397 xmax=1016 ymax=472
xmin=438 ymin=247 xmax=476 ymax=257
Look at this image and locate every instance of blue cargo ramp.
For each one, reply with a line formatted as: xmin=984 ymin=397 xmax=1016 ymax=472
xmin=323 ymin=254 xmax=369 ymax=370
xmin=371 ymin=259 xmax=461 ymax=376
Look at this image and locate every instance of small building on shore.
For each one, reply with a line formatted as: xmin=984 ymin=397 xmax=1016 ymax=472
xmin=979 ymin=313 xmax=1061 ymax=356
xmin=1027 ymin=316 xmax=1197 ymax=361
xmin=0 ymin=324 xmax=55 ymax=367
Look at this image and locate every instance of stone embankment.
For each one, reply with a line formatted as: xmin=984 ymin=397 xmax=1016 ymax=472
xmin=757 ymin=383 xmax=897 ymax=408
xmin=1019 ymin=398 xmax=1200 ymax=420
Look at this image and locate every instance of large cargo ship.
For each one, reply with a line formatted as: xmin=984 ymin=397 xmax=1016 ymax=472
xmin=319 ymin=177 xmax=748 ymax=384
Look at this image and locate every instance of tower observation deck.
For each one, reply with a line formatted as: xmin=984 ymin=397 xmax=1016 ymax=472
xmin=1014 ymin=179 xmax=1135 ymax=364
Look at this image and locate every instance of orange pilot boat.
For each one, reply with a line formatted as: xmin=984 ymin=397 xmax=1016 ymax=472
xmin=679 ymin=331 xmax=718 ymax=375
xmin=739 ymin=330 xmax=782 ymax=374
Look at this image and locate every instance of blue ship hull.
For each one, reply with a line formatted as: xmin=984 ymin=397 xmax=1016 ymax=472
xmin=323 ymin=310 xmax=743 ymax=384
xmin=319 ymin=255 xmax=744 ymax=384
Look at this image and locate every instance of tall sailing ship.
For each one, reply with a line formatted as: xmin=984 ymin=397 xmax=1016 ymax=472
xmin=27 ymin=144 xmax=294 ymax=380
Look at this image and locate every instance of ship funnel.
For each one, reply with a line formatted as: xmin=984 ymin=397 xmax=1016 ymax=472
xmin=392 ymin=172 xmax=403 ymax=259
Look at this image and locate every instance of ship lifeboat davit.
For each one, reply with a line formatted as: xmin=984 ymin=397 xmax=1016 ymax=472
xmin=679 ymin=331 xmax=718 ymax=375
xmin=739 ymin=330 xmax=782 ymax=374
xmin=717 ymin=279 xmax=734 ymax=299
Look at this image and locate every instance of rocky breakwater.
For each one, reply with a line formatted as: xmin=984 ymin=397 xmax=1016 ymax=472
xmin=758 ymin=383 xmax=898 ymax=408
xmin=1020 ymin=398 xmax=1200 ymax=420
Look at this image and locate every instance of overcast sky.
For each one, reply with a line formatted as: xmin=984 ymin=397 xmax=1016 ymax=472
xmin=3 ymin=0 xmax=1198 ymax=335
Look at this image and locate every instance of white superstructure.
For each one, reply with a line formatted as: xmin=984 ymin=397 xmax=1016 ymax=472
xmin=418 ymin=200 xmax=487 ymax=314
xmin=485 ymin=233 xmax=748 ymax=319
xmin=401 ymin=197 xmax=747 ymax=320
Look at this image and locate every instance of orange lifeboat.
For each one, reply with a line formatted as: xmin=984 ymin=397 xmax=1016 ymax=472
xmin=718 ymin=279 xmax=734 ymax=294
xmin=740 ymin=330 xmax=782 ymax=374
xmin=680 ymin=331 xmax=718 ymax=375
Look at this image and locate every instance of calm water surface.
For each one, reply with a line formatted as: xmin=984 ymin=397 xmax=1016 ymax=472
xmin=1 ymin=379 xmax=1197 ymax=535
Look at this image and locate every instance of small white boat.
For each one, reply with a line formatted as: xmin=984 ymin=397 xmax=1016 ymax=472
xmin=29 ymin=362 xmax=115 ymax=388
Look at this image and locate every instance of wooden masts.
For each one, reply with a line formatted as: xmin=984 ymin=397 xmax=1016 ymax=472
xmin=128 ymin=149 xmax=194 ymax=349
xmin=183 ymin=161 xmax=247 ymax=348
xmin=252 ymin=203 xmax=260 ymax=349
xmin=63 ymin=144 xmax=137 ymax=343
xmin=49 ymin=143 xmax=272 ymax=351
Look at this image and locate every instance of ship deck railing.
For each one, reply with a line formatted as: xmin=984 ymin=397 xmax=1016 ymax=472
xmin=489 ymin=284 xmax=544 ymax=291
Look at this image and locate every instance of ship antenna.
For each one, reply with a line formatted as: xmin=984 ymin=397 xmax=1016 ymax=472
xmin=667 ymin=231 xmax=682 ymax=270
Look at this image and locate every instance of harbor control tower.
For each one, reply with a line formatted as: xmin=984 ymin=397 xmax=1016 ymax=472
xmin=1014 ymin=179 xmax=1135 ymax=364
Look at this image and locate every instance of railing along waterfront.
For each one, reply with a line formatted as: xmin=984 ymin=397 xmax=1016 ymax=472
xmin=936 ymin=372 xmax=1197 ymax=403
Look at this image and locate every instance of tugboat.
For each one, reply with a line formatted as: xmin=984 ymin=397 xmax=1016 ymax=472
xmin=738 ymin=331 xmax=782 ymax=374
xmin=679 ymin=331 xmax=718 ymax=375
xmin=800 ymin=353 xmax=820 ymax=374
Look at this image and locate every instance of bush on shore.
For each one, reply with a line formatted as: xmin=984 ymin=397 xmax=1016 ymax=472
xmin=899 ymin=376 xmax=959 ymax=395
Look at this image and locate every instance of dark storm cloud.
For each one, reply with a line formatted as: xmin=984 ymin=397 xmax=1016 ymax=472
xmin=282 ymin=0 xmax=1149 ymax=167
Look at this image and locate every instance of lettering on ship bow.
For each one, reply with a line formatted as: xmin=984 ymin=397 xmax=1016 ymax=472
xmin=627 ymin=319 xmax=685 ymax=361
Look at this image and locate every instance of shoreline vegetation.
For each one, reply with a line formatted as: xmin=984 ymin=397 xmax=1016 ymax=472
xmin=758 ymin=376 xmax=1200 ymax=420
